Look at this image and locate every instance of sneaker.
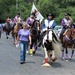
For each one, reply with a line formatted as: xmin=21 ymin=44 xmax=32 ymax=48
xmin=20 ymin=61 xmax=24 ymax=64
xmin=26 ymin=51 xmax=29 ymax=54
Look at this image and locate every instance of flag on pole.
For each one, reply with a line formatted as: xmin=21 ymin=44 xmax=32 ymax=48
xmin=31 ymin=3 xmax=44 ymax=22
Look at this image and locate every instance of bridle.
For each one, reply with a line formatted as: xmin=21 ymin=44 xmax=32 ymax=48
xmin=46 ymin=28 xmax=53 ymax=41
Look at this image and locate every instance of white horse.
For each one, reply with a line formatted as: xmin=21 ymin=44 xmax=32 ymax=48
xmin=42 ymin=28 xmax=62 ymax=67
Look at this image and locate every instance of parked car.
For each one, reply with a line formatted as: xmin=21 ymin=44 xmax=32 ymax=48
xmin=0 ymin=23 xmax=6 ymax=27
xmin=2 ymin=23 xmax=6 ymax=27
xmin=54 ymin=25 xmax=62 ymax=37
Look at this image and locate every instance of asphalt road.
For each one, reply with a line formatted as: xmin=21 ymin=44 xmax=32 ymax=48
xmin=0 ymin=32 xmax=75 ymax=75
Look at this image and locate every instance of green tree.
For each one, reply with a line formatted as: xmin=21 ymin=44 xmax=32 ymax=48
xmin=0 ymin=0 xmax=75 ymax=23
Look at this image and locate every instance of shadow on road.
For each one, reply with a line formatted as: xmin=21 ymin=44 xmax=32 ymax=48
xmin=69 ymin=59 xmax=75 ymax=62
xmin=33 ymin=53 xmax=44 ymax=57
xmin=51 ymin=62 xmax=63 ymax=68
xmin=26 ymin=61 xmax=35 ymax=64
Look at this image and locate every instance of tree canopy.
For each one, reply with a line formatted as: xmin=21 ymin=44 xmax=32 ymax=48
xmin=0 ymin=0 xmax=75 ymax=24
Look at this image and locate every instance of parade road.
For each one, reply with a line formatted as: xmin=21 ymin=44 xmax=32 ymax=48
xmin=0 ymin=32 xmax=75 ymax=75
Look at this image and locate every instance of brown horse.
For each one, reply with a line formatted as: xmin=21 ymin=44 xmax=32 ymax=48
xmin=29 ymin=20 xmax=41 ymax=55
xmin=12 ymin=23 xmax=22 ymax=44
xmin=3 ymin=23 xmax=11 ymax=39
xmin=61 ymin=28 xmax=75 ymax=60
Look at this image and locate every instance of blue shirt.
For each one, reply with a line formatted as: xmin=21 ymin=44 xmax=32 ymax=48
xmin=42 ymin=19 xmax=56 ymax=29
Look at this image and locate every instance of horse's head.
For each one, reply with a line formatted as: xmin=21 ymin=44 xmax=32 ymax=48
xmin=16 ymin=23 xmax=22 ymax=29
xmin=5 ymin=23 xmax=10 ymax=29
xmin=30 ymin=20 xmax=41 ymax=35
xmin=63 ymin=28 xmax=75 ymax=44
xmin=44 ymin=29 xmax=53 ymax=42
xmin=48 ymin=29 xmax=53 ymax=42
xmin=71 ymin=28 xmax=75 ymax=43
xmin=36 ymin=20 xmax=41 ymax=31
xmin=31 ymin=20 xmax=41 ymax=31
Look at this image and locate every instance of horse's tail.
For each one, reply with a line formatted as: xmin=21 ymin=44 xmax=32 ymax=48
xmin=52 ymin=41 xmax=62 ymax=59
xmin=52 ymin=36 xmax=62 ymax=58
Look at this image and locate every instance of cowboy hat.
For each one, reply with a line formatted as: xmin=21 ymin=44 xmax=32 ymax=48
xmin=65 ymin=13 xmax=71 ymax=16
xmin=46 ymin=13 xmax=54 ymax=18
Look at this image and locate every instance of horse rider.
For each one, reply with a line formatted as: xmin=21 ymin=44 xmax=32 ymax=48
xmin=60 ymin=13 xmax=73 ymax=39
xmin=38 ymin=13 xmax=56 ymax=46
xmin=26 ymin=13 xmax=39 ymax=55
xmin=13 ymin=13 xmax=22 ymax=25
xmin=26 ymin=13 xmax=36 ymax=28
xmin=6 ymin=16 xmax=12 ymax=27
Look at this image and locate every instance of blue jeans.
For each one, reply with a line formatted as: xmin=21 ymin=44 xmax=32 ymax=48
xmin=19 ymin=41 xmax=28 ymax=62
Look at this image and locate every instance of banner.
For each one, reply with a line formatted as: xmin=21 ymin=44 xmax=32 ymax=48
xmin=31 ymin=3 xmax=44 ymax=22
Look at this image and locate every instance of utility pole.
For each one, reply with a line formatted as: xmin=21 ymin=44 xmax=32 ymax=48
xmin=16 ymin=0 xmax=18 ymax=9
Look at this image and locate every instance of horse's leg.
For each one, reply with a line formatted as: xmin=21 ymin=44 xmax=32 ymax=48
xmin=30 ymin=39 xmax=33 ymax=56
xmin=65 ymin=46 xmax=68 ymax=60
xmin=6 ymin=31 xmax=8 ymax=39
xmin=62 ymin=49 xmax=65 ymax=59
xmin=33 ymin=40 xmax=37 ymax=54
xmin=49 ymin=42 xmax=56 ymax=62
xmin=51 ymin=50 xmax=56 ymax=61
xmin=8 ymin=29 xmax=10 ymax=35
xmin=14 ymin=34 xmax=17 ymax=44
xmin=32 ymin=40 xmax=35 ymax=51
xmin=15 ymin=34 xmax=18 ymax=45
xmin=42 ymin=47 xmax=51 ymax=67
xmin=47 ymin=51 xmax=50 ymax=62
xmin=47 ymin=51 xmax=53 ymax=63
xmin=61 ymin=43 xmax=65 ymax=59
xmin=33 ymin=45 xmax=35 ymax=54
xmin=12 ymin=33 xmax=15 ymax=44
xmin=70 ymin=44 xmax=74 ymax=59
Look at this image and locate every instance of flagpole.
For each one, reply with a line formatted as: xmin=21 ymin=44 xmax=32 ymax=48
xmin=31 ymin=2 xmax=44 ymax=22
xmin=16 ymin=0 xmax=18 ymax=9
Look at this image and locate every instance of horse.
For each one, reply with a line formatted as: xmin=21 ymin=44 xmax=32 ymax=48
xmin=3 ymin=23 xmax=11 ymax=39
xmin=29 ymin=20 xmax=41 ymax=55
xmin=41 ymin=28 xmax=61 ymax=67
xmin=11 ymin=23 xmax=22 ymax=44
xmin=60 ymin=28 xmax=75 ymax=61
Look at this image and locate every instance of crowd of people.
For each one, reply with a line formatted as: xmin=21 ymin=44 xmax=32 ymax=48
xmin=1 ymin=12 xmax=75 ymax=65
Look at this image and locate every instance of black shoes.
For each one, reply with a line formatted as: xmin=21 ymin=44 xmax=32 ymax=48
xmin=20 ymin=61 xmax=25 ymax=64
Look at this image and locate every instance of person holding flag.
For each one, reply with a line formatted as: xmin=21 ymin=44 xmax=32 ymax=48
xmin=31 ymin=3 xmax=44 ymax=23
